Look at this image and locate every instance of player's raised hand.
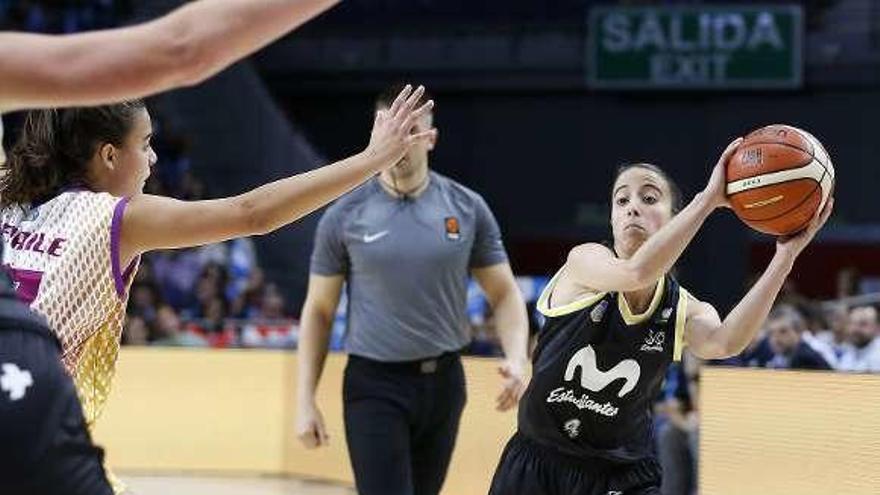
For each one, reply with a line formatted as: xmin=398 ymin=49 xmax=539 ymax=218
xmin=776 ymin=196 xmax=834 ymax=259
xmin=364 ymin=84 xmax=436 ymax=170
xmin=702 ymin=137 xmax=743 ymax=209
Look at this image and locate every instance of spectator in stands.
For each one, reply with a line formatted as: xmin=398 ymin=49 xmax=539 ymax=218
xmin=816 ymin=302 xmax=852 ymax=362
xmin=151 ymin=249 xmax=204 ymax=311
xmin=258 ymin=285 xmax=287 ymax=320
xmin=152 ymin=304 xmax=208 ymax=347
xmin=185 ymin=297 xmax=235 ymax=348
xmin=241 ymin=286 xmax=295 ymax=348
xmin=836 ymin=267 xmax=860 ymax=299
xmin=838 ymin=305 xmax=880 ymax=372
xmin=764 ymin=305 xmax=832 ymax=370
xmin=128 ymin=281 xmax=161 ymax=326
xmin=201 ymin=297 xmax=229 ymax=334
xmin=122 ymin=315 xmax=150 ymax=346
xmin=796 ymin=302 xmax=838 ymax=368
xmin=234 ymin=268 xmax=268 ymax=318
xmin=191 ymin=265 xmax=227 ymax=317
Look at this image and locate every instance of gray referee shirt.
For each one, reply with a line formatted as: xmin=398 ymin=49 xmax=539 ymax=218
xmin=310 ymin=172 xmax=508 ymax=362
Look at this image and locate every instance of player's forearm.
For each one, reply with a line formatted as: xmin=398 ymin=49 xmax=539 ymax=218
xmin=0 ymin=0 xmax=339 ymax=111
xmin=166 ymin=0 xmax=340 ymax=85
xmin=715 ymin=253 xmax=794 ymax=356
xmin=296 ymin=307 xmax=335 ymax=404
xmin=236 ymin=150 xmax=388 ymax=235
xmin=628 ymin=192 xmax=716 ymax=286
xmin=492 ymin=289 xmax=529 ymax=365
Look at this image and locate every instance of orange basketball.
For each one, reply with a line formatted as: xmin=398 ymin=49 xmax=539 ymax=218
xmin=726 ymin=124 xmax=835 ymax=235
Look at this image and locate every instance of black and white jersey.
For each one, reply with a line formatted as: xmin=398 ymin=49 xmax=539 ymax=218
xmin=518 ymin=272 xmax=688 ymax=463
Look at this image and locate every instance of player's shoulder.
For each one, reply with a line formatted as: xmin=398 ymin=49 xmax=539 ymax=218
xmin=62 ymin=188 xmax=116 ymax=199
xmin=680 ymin=287 xmax=718 ymax=320
xmin=566 ymin=242 xmax=614 ymax=263
xmin=63 ymin=189 xmax=122 ymax=209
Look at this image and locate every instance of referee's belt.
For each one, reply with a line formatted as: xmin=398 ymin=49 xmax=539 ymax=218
xmin=349 ymin=349 xmax=462 ymax=374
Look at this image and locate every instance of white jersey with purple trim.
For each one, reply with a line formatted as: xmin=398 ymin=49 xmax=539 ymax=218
xmin=0 ymin=189 xmax=138 ymax=425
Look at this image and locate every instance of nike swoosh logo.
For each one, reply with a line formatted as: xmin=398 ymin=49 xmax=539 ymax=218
xmin=363 ymin=231 xmax=390 ymax=243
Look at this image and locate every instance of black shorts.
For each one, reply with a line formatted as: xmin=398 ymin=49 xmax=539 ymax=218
xmin=0 ymin=299 xmax=113 ymax=495
xmin=488 ymin=433 xmax=661 ymax=495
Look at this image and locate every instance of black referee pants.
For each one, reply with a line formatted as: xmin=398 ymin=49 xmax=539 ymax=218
xmin=343 ymin=352 xmax=466 ymax=495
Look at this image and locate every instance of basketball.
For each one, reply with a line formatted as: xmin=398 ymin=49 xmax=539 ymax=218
xmin=726 ymin=124 xmax=835 ymax=236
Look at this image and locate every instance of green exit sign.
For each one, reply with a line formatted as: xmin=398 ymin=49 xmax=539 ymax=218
xmin=588 ymin=5 xmax=803 ymax=89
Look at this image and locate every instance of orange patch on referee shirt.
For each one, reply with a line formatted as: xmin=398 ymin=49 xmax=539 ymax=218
xmin=445 ymin=217 xmax=460 ymax=240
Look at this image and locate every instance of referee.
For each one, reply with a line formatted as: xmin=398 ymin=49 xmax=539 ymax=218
xmin=296 ymin=85 xmax=529 ymax=495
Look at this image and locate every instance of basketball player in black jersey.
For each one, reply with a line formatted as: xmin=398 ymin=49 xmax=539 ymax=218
xmin=488 ymin=139 xmax=834 ymax=495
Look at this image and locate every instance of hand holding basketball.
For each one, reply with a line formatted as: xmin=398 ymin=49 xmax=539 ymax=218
xmin=725 ymin=125 xmax=835 ymax=235
xmin=703 ymin=137 xmax=744 ymax=209
xmin=775 ymin=196 xmax=834 ymax=261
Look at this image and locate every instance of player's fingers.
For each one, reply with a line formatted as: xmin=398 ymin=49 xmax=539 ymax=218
xmin=406 ymin=129 xmax=437 ymax=146
xmin=821 ymin=197 xmax=835 ymax=222
xmin=500 ymin=390 xmax=517 ymax=411
xmin=814 ymin=197 xmax=834 ymax=230
xmin=717 ymin=137 xmax=743 ymax=165
xmin=498 ymin=365 xmax=511 ymax=378
xmin=400 ymin=100 xmax=434 ymax=133
xmin=397 ymin=85 xmax=425 ymax=118
xmin=408 ymin=99 xmax=434 ymax=123
xmin=724 ymin=137 xmax=744 ymax=154
xmin=805 ymin=197 xmax=834 ymax=235
xmin=388 ymin=84 xmax=412 ymax=117
xmin=317 ymin=424 xmax=330 ymax=446
xmin=514 ymin=380 xmax=526 ymax=400
xmin=498 ymin=384 xmax=519 ymax=411
xmin=298 ymin=426 xmax=319 ymax=448
xmin=374 ymin=109 xmax=387 ymax=127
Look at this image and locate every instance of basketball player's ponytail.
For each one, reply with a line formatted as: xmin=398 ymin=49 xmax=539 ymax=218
xmin=0 ymin=101 xmax=145 ymax=207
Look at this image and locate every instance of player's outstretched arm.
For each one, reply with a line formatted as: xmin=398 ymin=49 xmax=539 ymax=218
xmin=564 ymin=138 xmax=742 ymax=294
xmin=0 ymin=0 xmax=339 ymax=112
xmin=685 ymin=198 xmax=834 ymax=360
xmin=120 ymin=85 xmax=435 ymax=264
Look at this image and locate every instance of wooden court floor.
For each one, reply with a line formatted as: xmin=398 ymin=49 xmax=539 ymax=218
xmin=123 ymin=473 xmax=355 ymax=495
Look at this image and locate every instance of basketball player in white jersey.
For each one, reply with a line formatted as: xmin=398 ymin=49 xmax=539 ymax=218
xmin=0 ymin=87 xmax=433 ymax=494
xmin=0 ymin=3 xmax=431 ymax=493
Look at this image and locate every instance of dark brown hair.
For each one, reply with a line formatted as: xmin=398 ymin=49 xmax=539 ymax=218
xmin=1 ymin=100 xmax=146 ymax=207
xmin=612 ymin=162 xmax=683 ymax=215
